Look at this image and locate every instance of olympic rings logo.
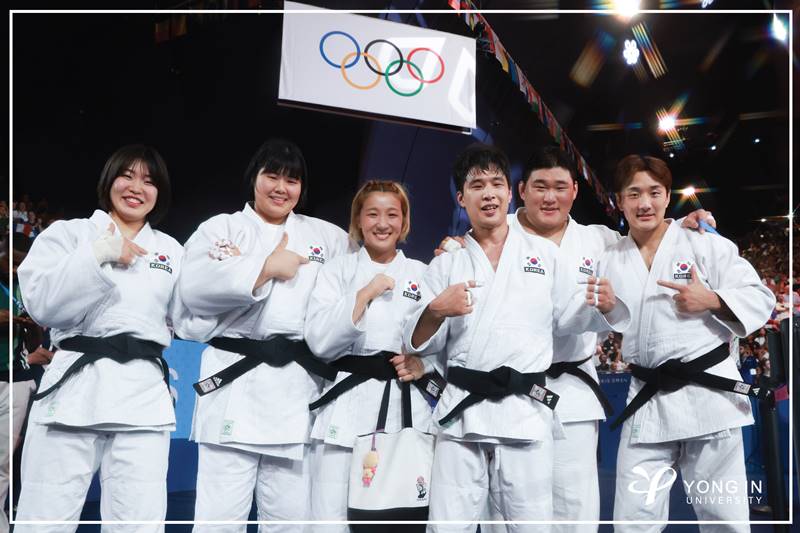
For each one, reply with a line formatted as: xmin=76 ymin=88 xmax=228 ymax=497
xmin=319 ymin=31 xmax=445 ymax=97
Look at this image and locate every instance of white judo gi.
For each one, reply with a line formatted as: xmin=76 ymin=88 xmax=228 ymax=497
xmin=403 ymin=225 xmax=629 ymax=532
xmin=538 ymin=215 xmax=622 ymax=533
xmin=603 ymin=221 xmax=775 ymax=532
xmin=176 ymin=203 xmax=350 ymax=531
xmin=303 ymin=247 xmax=436 ymax=529
xmin=14 ymin=209 xmax=184 ymax=533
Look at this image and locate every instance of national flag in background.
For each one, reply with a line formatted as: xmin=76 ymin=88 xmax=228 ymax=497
xmin=516 ymin=65 xmax=527 ymax=98
xmin=507 ymin=55 xmax=518 ymax=83
xmin=493 ymin=36 xmax=508 ymax=72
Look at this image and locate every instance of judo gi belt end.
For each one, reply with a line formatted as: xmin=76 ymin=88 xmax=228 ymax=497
xmin=610 ymin=343 xmax=769 ymax=430
xmin=309 ymin=352 xmax=446 ymax=411
xmin=547 ymin=355 xmax=614 ymax=417
xmin=194 ymin=336 xmax=337 ymax=397
xmin=34 ymin=334 xmax=168 ymax=401
xmin=438 ymin=365 xmax=559 ymax=426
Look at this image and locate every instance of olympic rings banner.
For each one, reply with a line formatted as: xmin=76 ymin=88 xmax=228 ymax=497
xmin=279 ymin=2 xmax=476 ymax=132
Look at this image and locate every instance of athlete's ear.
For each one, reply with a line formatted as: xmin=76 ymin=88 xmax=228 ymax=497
xmin=456 ymin=190 xmax=465 ymax=208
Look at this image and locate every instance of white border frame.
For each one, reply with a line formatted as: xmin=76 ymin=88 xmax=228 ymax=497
xmin=7 ymin=5 xmax=793 ymax=528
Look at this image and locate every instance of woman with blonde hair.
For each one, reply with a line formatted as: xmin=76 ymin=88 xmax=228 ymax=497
xmin=304 ymin=180 xmax=440 ymax=529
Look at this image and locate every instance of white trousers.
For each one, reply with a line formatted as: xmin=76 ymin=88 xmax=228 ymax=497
xmin=192 ymin=442 xmax=310 ymax=533
xmin=14 ymin=422 xmax=170 ymax=533
xmin=482 ymin=421 xmax=600 ymax=533
xmin=552 ymin=420 xmax=599 ymax=533
xmin=427 ymin=435 xmax=554 ymax=533
xmin=0 ymin=380 xmax=35 ymax=532
xmin=308 ymin=441 xmax=351 ymax=533
xmin=613 ymin=423 xmax=750 ymax=533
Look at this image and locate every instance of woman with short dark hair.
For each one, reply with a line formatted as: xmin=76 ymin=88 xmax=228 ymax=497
xmin=176 ymin=138 xmax=352 ymax=531
xmin=15 ymin=144 xmax=183 ymax=531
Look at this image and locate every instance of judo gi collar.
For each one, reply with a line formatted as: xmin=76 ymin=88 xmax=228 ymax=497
xmin=243 ymin=201 xmax=298 ymax=229
xmin=356 ymin=246 xmax=407 ymax=277
xmin=513 ymin=208 xmax=572 ymax=244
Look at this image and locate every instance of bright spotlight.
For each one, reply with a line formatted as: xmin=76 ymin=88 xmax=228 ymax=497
xmin=754 ymin=138 xmax=760 ymax=144
xmin=623 ymin=40 xmax=639 ymax=65
xmin=772 ymin=14 xmax=787 ymax=43
xmin=710 ymin=145 xmax=717 ymax=151
xmin=614 ymin=0 xmax=640 ymax=20
xmin=760 ymin=218 xmax=766 ymax=222
xmin=669 ymin=152 xmax=675 ymax=158
xmin=658 ymin=115 xmax=676 ymax=132
xmin=682 ymin=186 xmax=696 ymax=197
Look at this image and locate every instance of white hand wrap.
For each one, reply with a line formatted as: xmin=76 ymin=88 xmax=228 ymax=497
xmin=92 ymin=231 xmax=124 ymax=265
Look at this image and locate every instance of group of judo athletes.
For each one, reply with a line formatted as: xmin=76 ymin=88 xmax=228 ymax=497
xmin=11 ymin=138 xmax=774 ymax=533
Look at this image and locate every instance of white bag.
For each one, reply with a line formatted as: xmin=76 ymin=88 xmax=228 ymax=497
xmin=347 ymin=381 xmax=434 ymax=527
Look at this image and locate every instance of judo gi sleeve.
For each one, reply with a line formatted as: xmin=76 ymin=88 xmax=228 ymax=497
xmin=178 ymin=216 xmax=275 ymax=316
xmin=17 ymin=220 xmax=115 ymax=330
xmin=700 ymin=234 xmax=776 ymax=338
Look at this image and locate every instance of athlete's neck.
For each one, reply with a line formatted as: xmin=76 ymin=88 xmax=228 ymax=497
xmin=629 ymin=219 xmax=670 ymax=251
xmin=471 ymin=222 xmax=509 ymax=271
xmin=254 ymin=203 xmax=289 ymax=226
xmin=365 ymin=246 xmax=397 ymax=264
xmin=109 ymin=211 xmax=145 ymax=241
xmin=518 ymin=209 xmax=569 ymax=245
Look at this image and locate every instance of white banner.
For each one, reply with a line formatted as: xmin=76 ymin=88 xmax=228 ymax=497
xmin=279 ymin=2 xmax=476 ymax=131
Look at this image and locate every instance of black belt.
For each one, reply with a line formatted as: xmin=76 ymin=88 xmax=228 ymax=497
xmin=308 ymin=352 xmax=445 ymax=411
xmin=33 ymin=334 xmax=168 ymax=401
xmin=439 ymin=365 xmax=559 ymax=426
xmin=547 ymin=356 xmax=614 ymax=418
xmin=610 ymin=343 xmax=771 ymax=430
xmin=193 ymin=336 xmax=337 ymax=396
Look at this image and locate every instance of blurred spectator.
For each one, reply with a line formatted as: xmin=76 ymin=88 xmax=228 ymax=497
xmin=734 ymin=220 xmax=791 ymax=385
xmin=596 ymin=351 xmax=610 ymax=372
xmin=11 ymin=202 xmax=27 ymax=224
xmin=8 ymin=194 xmax=65 ymax=241
xmin=595 ymin=332 xmax=626 ymax=373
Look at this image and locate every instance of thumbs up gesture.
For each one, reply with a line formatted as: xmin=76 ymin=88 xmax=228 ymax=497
xmin=261 ymin=233 xmax=309 ymax=282
xmin=657 ymin=265 xmax=719 ymax=314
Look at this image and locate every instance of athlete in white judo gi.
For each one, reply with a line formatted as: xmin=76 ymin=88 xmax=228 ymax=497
xmin=437 ymin=147 xmax=715 ymax=533
xmin=15 ymin=145 xmax=182 ymax=532
xmin=403 ymin=144 xmax=630 ymax=532
xmin=304 ymin=180 xmax=437 ymax=530
xmin=603 ymin=155 xmax=775 ymax=532
xmin=176 ymin=139 xmax=352 ymax=531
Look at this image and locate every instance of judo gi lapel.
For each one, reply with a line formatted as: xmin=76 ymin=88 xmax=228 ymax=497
xmin=635 ymin=220 xmax=679 ymax=356
xmin=463 ymin=226 xmax=520 ymax=369
xmin=89 ymin=209 xmax=113 ymax=234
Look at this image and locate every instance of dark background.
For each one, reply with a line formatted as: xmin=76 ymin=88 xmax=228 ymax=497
xmin=9 ymin=1 xmax=793 ymax=261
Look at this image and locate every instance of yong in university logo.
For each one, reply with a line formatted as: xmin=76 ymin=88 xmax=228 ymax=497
xmin=628 ymin=466 xmax=764 ymax=506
